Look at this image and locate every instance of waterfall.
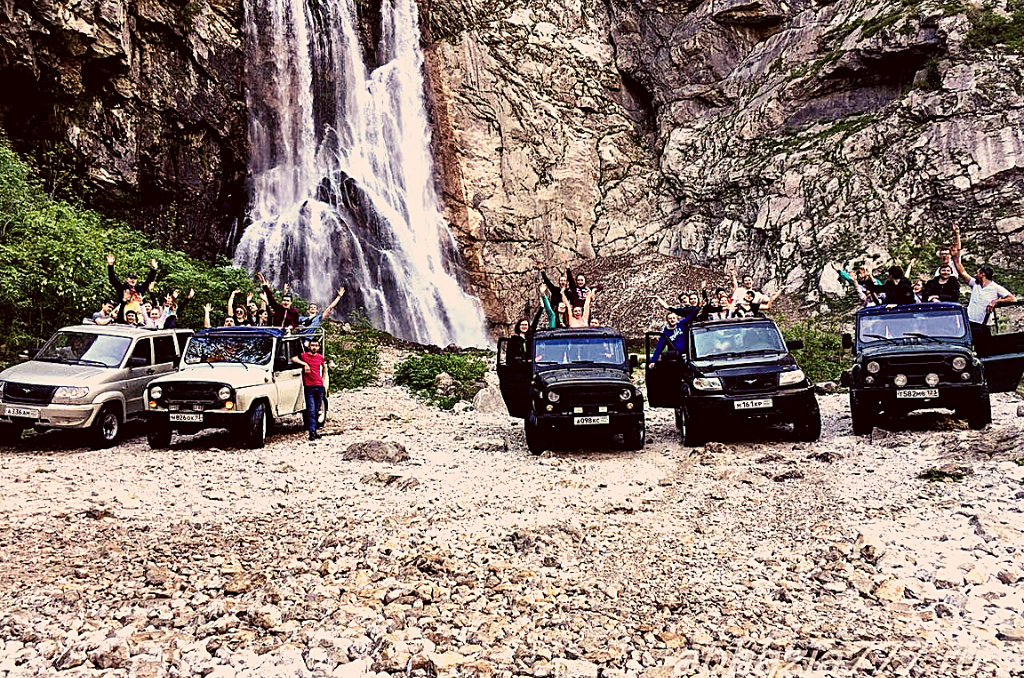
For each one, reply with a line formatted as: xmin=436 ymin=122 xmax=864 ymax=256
xmin=234 ymin=0 xmax=489 ymax=347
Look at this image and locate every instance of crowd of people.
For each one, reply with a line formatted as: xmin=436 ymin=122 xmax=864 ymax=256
xmin=85 ymin=254 xmax=345 ymax=333
xmin=514 ymin=224 xmax=1018 ymax=357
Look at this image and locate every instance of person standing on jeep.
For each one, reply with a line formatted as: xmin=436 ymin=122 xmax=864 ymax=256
xmin=952 ymin=254 xmax=1016 ymax=340
xmin=864 ymin=266 xmax=916 ymax=306
xmin=298 ymin=287 xmax=345 ymax=333
xmin=256 ymin=272 xmax=300 ymax=328
xmin=292 ymin=337 xmax=326 ymax=441
xmin=922 ymin=264 xmax=960 ymax=302
xmin=107 ymin=254 xmax=157 ymax=317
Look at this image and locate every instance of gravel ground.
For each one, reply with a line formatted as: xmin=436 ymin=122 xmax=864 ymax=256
xmin=1 ymin=359 xmax=1023 ymax=678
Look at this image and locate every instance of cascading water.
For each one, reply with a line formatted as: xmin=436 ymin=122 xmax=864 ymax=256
xmin=234 ymin=0 xmax=489 ymax=347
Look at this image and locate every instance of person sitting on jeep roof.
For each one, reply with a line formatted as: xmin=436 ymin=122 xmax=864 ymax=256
xmin=864 ymin=265 xmax=916 ymax=306
xmin=90 ymin=301 xmax=116 ymax=326
xmin=256 ymin=272 xmax=300 ymax=328
xmin=564 ymin=289 xmax=595 ymax=328
xmin=922 ymin=264 xmax=960 ymax=303
xmin=298 ymin=287 xmax=346 ymax=332
xmin=106 ymin=253 xmax=158 ymax=318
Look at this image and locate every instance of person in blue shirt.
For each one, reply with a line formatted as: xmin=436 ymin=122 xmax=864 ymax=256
xmin=298 ymin=287 xmax=345 ymax=333
xmin=650 ymin=296 xmax=707 ymax=363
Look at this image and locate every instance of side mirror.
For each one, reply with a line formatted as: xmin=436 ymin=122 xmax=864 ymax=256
xmin=20 ymin=348 xmax=40 ymax=360
xmin=841 ymin=333 xmax=853 ymax=350
xmin=840 ymin=371 xmax=851 ymax=387
xmin=628 ymin=354 xmax=639 ymax=370
xmin=785 ymin=339 xmax=804 ymax=351
xmin=128 ymin=356 xmax=148 ymax=368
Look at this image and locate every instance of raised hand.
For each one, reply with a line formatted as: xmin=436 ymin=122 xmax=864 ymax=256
xmin=106 ymin=253 xmax=115 ymax=265
xmin=149 ymin=258 xmax=158 ymax=270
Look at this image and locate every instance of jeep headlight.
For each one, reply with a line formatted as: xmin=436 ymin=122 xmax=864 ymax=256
xmin=693 ymin=377 xmax=723 ymax=391
xmin=619 ymin=388 xmax=633 ymax=401
xmin=952 ymin=356 xmax=967 ymax=371
xmin=547 ymin=390 xmax=560 ymax=403
xmin=149 ymin=386 xmax=163 ymax=400
xmin=925 ymin=373 xmax=940 ymax=387
xmin=217 ymin=387 xmax=232 ymax=401
xmin=0 ymin=380 xmax=5 ymax=398
xmin=894 ymin=373 xmax=908 ymax=387
xmin=54 ymin=386 xmax=90 ymax=399
xmin=866 ymin=361 xmax=881 ymax=374
xmin=779 ymin=369 xmax=805 ymax=386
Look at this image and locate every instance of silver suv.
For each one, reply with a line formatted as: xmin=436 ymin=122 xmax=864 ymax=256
xmin=0 ymin=325 xmax=193 ymax=447
xmin=144 ymin=327 xmax=328 ymax=448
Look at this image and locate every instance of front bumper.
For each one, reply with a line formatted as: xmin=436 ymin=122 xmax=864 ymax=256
xmin=147 ymin=410 xmax=244 ymax=430
xmin=851 ymin=382 xmax=985 ymax=411
xmin=531 ymin=410 xmax=644 ymax=433
xmin=684 ymin=387 xmax=816 ymax=423
xmin=1 ymin=402 xmax=100 ymax=429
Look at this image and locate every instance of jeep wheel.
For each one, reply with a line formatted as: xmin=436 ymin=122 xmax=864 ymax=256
xmin=147 ymin=422 xmax=172 ymax=449
xmin=967 ymin=388 xmax=992 ymax=430
xmin=680 ymin=406 xmax=705 ymax=447
xmin=673 ymin=407 xmax=682 ymax=430
xmin=245 ymin=403 xmax=269 ymax=449
xmin=90 ymin=404 xmax=122 ymax=449
xmin=850 ymin=396 xmax=874 ymax=436
xmin=623 ymin=420 xmax=646 ymax=451
xmin=794 ymin=398 xmax=822 ymax=442
xmin=524 ymin=415 xmax=544 ymax=456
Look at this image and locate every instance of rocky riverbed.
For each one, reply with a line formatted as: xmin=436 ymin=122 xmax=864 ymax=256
xmin=2 ymin=364 xmax=1024 ymax=678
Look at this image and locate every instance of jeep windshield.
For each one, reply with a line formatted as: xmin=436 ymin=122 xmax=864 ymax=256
xmin=857 ymin=309 xmax=968 ymax=344
xmin=691 ymin=324 xmax=786 ymax=360
xmin=35 ymin=332 xmax=132 ymax=368
xmin=534 ymin=337 xmax=626 ymax=365
xmin=183 ymin=336 xmax=273 ymax=366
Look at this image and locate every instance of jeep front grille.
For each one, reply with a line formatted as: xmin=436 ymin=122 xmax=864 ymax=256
xmin=3 ymin=382 xmax=57 ymax=406
xmin=724 ymin=374 xmax=777 ymax=394
xmin=161 ymin=382 xmax=221 ymax=405
xmin=552 ymin=386 xmax=622 ymax=405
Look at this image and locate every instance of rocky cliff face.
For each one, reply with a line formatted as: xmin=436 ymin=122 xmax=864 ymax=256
xmin=3 ymin=0 xmax=1022 ymax=334
xmin=422 ymin=0 xmax=1024 ymax=329
xmin=0 ymin=0 xmax=247 ymax=256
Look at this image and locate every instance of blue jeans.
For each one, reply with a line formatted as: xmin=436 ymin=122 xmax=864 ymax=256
xmin=304 ymin=385 xmax=325 ymax=434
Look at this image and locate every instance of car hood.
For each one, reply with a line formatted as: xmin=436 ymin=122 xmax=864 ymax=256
xmin=0 ymin=360 xmax=117 ymax=385
xmin=692 ymin=352 xmax=795 ymax=375
xmin=858 ymin=342 xmax=972 ymax=360
xmin=150 ymin=364 xmax=271 ymax=388
xmin=535 ymin=366 xmax=633 ymax=388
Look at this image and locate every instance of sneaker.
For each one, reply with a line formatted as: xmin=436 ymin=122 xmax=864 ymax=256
xmin=309 ymin=432 xmax=317 ymax=441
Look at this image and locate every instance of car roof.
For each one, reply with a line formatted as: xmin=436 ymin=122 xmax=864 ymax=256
xmin=57 ymin=324 xmax=186 ymax=337
xmin=193 ymin=326 xmax=289 ymax=338
xmin=855 ymin=302 xmax=965 ymax=318
xmin=532 ymin=327 xmax=625 ymax=340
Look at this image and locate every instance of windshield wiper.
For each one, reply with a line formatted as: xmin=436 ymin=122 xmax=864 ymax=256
xmin=699 ymin=351 xmax=748 ymax=360
xmin=77 ymin=358 xmax=110 ymax=367
xmin=862 ymin=333 xmax=900 ymax=343
xmin=903 ymin=332 xmax=941 ymax=343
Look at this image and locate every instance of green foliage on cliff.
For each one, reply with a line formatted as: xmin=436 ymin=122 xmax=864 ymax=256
xmin=778 ymin=315 xmax=852 ymax=384
xmin=323 ymin=314 xmax=383 ymax=392
xmin=966 ymin=0 xmax=1024 ymax=51
xmin=0 ymin=134 xmax=257 ymax=367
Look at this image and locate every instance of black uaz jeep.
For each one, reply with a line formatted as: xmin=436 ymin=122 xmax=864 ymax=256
xmin=840 ymin=302 xmax=1024 ymax=435
xmin=645 ymin=316 xmax=820 ymax=446
xmin=496 ymin=327 xmax=645 ymax=455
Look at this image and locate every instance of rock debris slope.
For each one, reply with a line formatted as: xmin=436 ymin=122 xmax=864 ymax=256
xmin=1 ymin=377 xmax=1024 ymax=677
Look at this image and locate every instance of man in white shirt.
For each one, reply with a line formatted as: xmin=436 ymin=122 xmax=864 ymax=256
xmin=953 ymin=256 xmax=1015 ymax=339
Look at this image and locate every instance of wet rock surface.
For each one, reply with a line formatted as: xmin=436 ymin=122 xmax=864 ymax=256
xmin=2 ymin=364 xmax=1024 ymax=676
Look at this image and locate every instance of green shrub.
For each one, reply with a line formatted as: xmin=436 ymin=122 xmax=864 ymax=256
xmin=394 ymin=352 xmax=489 ymax=409
xmin=966 ymin=0 xmax=1024 ymax=52
xmin=324 ymin=314 xmax=382 ymax=391
xmin=779 ymin=316 xmax=852 ymax=383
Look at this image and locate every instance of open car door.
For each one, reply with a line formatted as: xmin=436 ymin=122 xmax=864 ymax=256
xmin=496 ymin=337 xmax=532 ymax=418
xmin=644 ymin=331 xmax=685 ymax=408
xmin=977 ymin=302 xmax=1024 ymax=392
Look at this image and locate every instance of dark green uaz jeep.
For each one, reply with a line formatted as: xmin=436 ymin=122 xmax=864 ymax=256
xmin=840 ymin=302 xmax=1024 ymax=434
xmin=496 ymin=327 xmax=645 ymax=455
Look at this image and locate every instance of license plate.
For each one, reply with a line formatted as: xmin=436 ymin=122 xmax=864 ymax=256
xmin=734 ymin=398 xmax=772 ymax=410
xmin=574 ymin=415 xmax=609 ymax=425
xmin=5 ymin=406 xmax=39 ymax=419
xmin=169 ymin=413 xmax=204 ymax=422
xmin=896 ymin=388 xmax=939 ymax=399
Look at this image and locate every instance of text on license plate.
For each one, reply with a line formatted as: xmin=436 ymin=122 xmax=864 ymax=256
xmin=574 ymin=415 xmax=610 ymax=426
xmin=896 ymin=388 xmax=939 ymax=399
xmin=5 ymin=406 xmax=39 ymax=419
xmin=734 ymin=398 xmax=772 ymax=410
xmin=169 ymin=413 xmax=204 ymax=423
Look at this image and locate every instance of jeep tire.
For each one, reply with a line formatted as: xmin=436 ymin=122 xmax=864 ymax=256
xmin=850 ymin=395 xmax=874 ymax=436
xmin=90 ymin=404 xmax=122 ymax=449
xmin=525 ymin=414 xmax=544 ymax=456
xmin=680 ymin=406 xmax=705 ymax=447
xmin=623 ymin=420 xmax=645 ymax=451
xmin=967 ymin=388 xmax=992 ymax=430
xmin=245 ymin=402 xmax=269 ymax=449
xmin=147 ymin=422 xmax=172 ymax=449
xmin=794 ymin=398 xmax=822 ymax=442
